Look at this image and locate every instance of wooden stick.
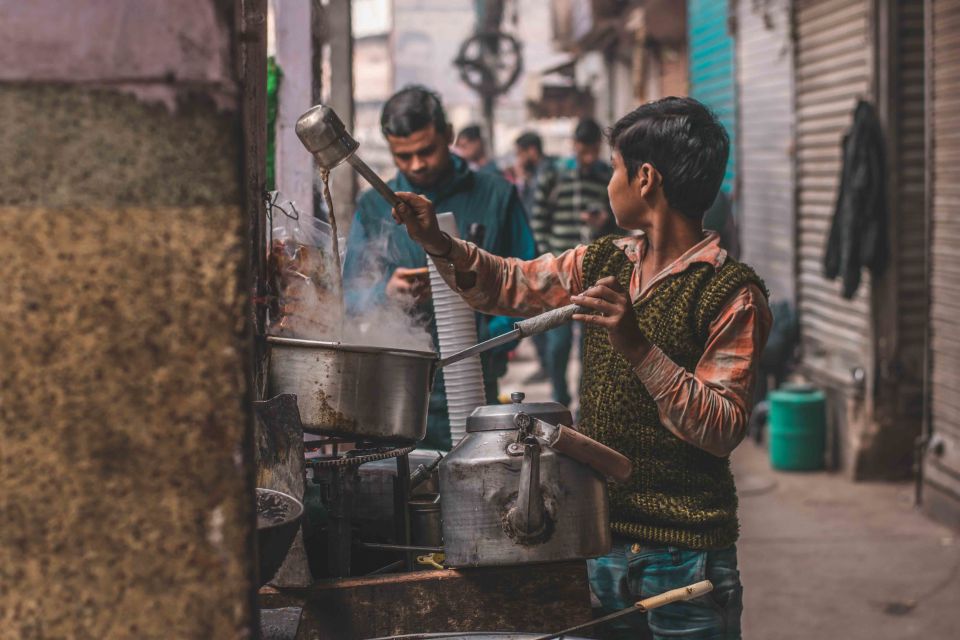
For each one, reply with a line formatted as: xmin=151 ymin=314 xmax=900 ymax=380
xmin=635 ymin=580 xmax=714 ymax=612
xmin=528 ymin=580 xmax=713 ymax=640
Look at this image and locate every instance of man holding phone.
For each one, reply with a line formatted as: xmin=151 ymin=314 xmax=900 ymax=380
xmin=343 ymin=85 xmax=535 ymax=450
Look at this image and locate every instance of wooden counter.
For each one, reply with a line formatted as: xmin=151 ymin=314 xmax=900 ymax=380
xmin=259 ymin=561 xmax=594 ymax=639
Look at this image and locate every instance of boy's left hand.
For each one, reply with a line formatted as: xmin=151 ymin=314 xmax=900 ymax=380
xmin=572 ymin=276 xmax=651 ymax=367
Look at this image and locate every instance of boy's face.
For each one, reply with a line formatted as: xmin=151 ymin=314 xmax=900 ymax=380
xmin=607 ymin=150 xmax=649 ymax=231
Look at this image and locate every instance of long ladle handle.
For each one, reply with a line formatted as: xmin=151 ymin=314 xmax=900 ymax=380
xmin=345 ymin=154 xmax=404 ymax=208
xmin=436 ymin=304 xmax=587 ymax=370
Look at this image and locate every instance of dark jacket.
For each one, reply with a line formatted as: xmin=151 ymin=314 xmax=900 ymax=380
xmin=824 ymin=100 xmax=889 ymax=299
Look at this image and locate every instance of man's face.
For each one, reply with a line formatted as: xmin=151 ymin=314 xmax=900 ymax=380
xmin=515 ymin=146 xmax=540 ymax=171
xmin=454 ymin=136 xmax=484 ymax=164
xmin=386 ymin=125 xmax=453 ymax=188
xmin=574 ymin=141 xmax=600 ymax=168
xmin=607 ymin=150 xmax=647 ymax=231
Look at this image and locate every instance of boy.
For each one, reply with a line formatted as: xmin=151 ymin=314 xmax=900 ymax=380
xmin=392 ymin=97 xmax=771 ymax=639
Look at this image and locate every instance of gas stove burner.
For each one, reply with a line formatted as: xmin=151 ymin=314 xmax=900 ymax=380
xmin=306 ymin=444 xmax=416 ymax=468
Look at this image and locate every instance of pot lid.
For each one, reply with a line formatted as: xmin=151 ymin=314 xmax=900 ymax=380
xmin=466 ymin=392 xmax=572 ymax=432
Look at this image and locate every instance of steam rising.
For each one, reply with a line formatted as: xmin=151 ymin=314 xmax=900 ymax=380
xmin=267 ymin=202 xmax=433 ymax=352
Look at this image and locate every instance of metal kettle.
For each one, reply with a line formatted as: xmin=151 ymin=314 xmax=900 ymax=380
xmin=438 ymin=393 xmax=613 ymax=567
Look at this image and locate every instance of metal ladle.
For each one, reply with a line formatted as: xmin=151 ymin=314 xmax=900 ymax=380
xmin=295 ymin=104 xmax=403 ymax=208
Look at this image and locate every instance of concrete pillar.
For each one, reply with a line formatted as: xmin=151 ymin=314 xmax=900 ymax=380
xmin=0 ymin=2 xmax=256 ymax=637
xmin=325 ymin=0 xmax=359 ymax=236
xmin=275 ymin=0 xmax=315 ymax=217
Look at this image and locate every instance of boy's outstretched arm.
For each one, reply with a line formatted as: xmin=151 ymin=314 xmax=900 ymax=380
xmin=392 ymin=192 xmax=585 ymax=317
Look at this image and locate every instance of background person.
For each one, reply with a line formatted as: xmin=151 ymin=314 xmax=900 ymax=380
xmin=529 ymin=117 xmax=616 ymax=406
xmin=453 ymin=124 xmax=501 ymax=176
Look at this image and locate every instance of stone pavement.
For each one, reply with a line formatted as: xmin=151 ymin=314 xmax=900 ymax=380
xmin=499 ymin=339 xmax=960 ymax=639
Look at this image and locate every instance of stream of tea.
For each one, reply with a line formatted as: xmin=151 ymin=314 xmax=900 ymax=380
xmin=319 ymin=168 xmax=343 ymax=312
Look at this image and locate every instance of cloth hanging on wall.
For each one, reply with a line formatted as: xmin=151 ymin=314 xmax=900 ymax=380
xmin=823 ymin=99 xmax=889 ymax=299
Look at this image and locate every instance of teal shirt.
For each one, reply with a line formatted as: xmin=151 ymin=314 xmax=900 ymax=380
xmin=343 ymin=155 xmax=536 ymax=449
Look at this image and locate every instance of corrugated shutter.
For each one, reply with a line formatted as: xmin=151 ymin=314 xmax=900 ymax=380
xmin=926 ymin=0 xmax=960 ymax=511
xmin=895 ymin=0 xmax=927 ymax=410
xmin=794 ymin=0 xmax=871 ymax=375
xmin=736 ymin=0 xmax=794 ymax=303
xmin=688 ymin=0 xmax=736 ymax=193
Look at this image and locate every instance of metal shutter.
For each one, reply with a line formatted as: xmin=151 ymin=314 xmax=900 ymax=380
xmin=894 ymin=0 xmax=928 ymax=413
xmin=689 ymin=0 xmax=737 ymax=194
xmin=736 ymin=0 xmax=795 ymax=303
xmin=794 ymin=0 xmax=871 ymax=376
xmin=925 ymin=0 xmax=960 ymax=516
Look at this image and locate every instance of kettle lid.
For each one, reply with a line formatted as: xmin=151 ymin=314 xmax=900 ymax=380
xmin=466 ymin=392 xmax=573 ymax=433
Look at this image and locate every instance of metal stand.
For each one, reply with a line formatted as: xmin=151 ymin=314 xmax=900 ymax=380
xmin=305 ymin=438 xmax=416 ymax=578
xmin=393 ymin=453 xmax=414 ymax=571
xmin=257 ymin=393 xmax=422 ymax=579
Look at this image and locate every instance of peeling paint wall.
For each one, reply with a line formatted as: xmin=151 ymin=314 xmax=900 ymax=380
xmin=0 ymin=2 xmax=255 ymax=638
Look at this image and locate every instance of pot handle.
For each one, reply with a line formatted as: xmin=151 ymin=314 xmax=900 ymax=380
xmin=436 ymin=304 xmax=588 ymax=370
xmin=514 ymin=304 xmax=585 ymax=338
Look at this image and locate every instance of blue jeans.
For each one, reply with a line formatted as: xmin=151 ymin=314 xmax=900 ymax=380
xmin=587 ymin=539 xmax=743 ymax=639
xmin=544 ymin=323 xmax=573 ymax=406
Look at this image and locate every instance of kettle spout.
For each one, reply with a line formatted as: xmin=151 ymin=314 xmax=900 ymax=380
xmin=507 ymin=437 xmax=546 ymax=538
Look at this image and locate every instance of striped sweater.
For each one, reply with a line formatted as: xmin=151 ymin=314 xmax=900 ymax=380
xmin=530 ymin=160 xmax=613 ymax=255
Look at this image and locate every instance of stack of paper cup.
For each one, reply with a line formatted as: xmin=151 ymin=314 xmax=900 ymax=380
xmin=428 ymin=214 xmax=486 ymax=446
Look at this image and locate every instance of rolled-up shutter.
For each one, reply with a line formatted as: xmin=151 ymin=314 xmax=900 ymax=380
xmin=736 ymin=0 xmax=794 ymax=303
xmin=924 ymin=0 xmax=960 ymax=525
xmin=688 ymin=0 xmax=736 ymax=194
xmin=794 ymin=0 xmax=871 ymax=378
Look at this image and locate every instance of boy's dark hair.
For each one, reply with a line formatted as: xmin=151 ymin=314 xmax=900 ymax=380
xmin=456 ymin=124 xmax=483 ymax=142
xmin=515 ymin=131 xmax=543 ymax=154
xmin=574 ymin=118 xmax=603 ymax=145
xmin=381 ymin=85 xmax=448 ymax=137
xmin=608 ymin=96 xmax=729 ymax=220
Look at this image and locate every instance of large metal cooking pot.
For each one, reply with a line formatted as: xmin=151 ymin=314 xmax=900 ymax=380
xmin=267 ymin=304 xmax=584 ymax=442
xmin=268 ymin=339 xmax=436 ymax=442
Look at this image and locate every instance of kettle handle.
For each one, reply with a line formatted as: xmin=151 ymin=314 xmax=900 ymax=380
xmin=549 ymin=425 xmax=633 ymax=483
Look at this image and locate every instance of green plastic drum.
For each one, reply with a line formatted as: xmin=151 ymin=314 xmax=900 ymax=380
xmin=767 ymin=385 xmax=827 ymax=471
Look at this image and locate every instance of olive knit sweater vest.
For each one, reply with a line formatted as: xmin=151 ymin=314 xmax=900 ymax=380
xmin=580 ymin=236 xmax=767 ymax=550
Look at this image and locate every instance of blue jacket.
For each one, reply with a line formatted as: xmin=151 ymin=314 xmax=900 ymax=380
xmin=343 ymin=154 xmax=536 ymax=449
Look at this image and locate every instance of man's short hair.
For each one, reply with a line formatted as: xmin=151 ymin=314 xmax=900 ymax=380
xmin=381 ymin=85 xmax=448 ymax=137
xmin=456 ymin=124 xmax=483 ymax=143
xmin=574 ymin=118 xmax=603 ymax=145
xmin=608 ymin=97 xmax=730 ymax=220
xmin=515 ymin=131 xmax=543 ymax=154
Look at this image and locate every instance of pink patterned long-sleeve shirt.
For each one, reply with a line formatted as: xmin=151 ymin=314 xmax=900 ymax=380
xmin=430 ymin=231 xmax=772 ymax=458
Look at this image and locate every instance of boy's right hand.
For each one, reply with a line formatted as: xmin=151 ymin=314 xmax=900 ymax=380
xmin=392 ymin=192 xmax=451 ymax=256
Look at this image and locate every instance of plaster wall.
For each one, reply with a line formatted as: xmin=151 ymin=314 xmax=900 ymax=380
xmin=0 ymin=2 xmax=255 ymax=638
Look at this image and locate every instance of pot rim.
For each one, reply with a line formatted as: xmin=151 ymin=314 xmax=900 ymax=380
xmin=255 ymin=487 xmax=305 ymax=531
xmin=266 ymin=335 xmax=437 ymax=361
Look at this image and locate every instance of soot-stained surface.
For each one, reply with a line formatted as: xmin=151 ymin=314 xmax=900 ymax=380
xmin=0 ymin=206 xmax=252 ymax=638
xmin=0 ymin=84 xmax=241 ymax=208
xmin=0 ymin=84 xmax=254 ymax=637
